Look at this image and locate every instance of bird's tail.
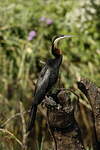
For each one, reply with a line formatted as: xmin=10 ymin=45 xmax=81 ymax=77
xmin=27 ymin=104 xmax=37 ymax=132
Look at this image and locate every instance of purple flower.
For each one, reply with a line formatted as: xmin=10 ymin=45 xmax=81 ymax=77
xmin=40 ymin=16 xmax=46 ymax=22
xmin=39 ymin=16 xmax=53 ymax=25
xmin=46 ymin=18 xmax=53 ymax=25
xmin=28 ymin=30 xmax=37 ymax=41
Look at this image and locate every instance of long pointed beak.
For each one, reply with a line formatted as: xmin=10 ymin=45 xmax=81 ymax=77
xmin=54 ymin=35 xmax=78 ymax=48
xmin=62 ymin=35 xmax=77 ymax=38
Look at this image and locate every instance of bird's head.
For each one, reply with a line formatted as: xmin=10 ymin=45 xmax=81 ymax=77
xmin=52 ymin=35 xmax=77 ymax=57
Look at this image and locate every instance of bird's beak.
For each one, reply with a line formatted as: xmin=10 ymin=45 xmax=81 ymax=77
xmin=54 ymin=35 xmax=77 ymax=48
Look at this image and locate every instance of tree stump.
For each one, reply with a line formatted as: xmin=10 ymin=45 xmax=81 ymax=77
xmin=44 ymin=90 xmax=85 ymax=150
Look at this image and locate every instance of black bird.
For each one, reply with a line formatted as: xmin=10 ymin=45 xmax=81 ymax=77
xmin=27 ymin=35 xmax=75 ymax=132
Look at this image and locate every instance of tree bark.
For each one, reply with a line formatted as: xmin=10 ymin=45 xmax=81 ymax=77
xmin=77 ymin=78 xmax=100 ymax=149
xmin=44 ymin=90 xmax=85 ymax=150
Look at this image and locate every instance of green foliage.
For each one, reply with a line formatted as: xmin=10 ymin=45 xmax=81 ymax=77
xmin=0 ymin=0 xmax=100 ymax=149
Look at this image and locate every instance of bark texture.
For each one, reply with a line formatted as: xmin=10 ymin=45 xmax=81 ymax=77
xmin=44 ymin=90 xmax=85 ymax=150
xmin=77 ymin=79 xmax=100 ymax=143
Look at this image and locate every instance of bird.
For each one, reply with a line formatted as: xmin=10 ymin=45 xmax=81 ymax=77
xmin=27 ymin=35 xmax=76 ymax=132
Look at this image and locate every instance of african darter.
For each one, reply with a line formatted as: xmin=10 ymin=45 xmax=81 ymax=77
xmin=27 ymin=35 xmax=75 ymax=132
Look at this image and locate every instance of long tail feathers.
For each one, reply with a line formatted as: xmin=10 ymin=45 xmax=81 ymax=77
xmin=27 ymin=104 xmax=37 ymax=132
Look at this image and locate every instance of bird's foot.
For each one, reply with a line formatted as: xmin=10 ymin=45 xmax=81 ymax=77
xmin=41 ymin=96 xmax=61 ymax=110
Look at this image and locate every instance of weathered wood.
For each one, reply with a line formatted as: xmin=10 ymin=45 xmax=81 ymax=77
xmin=44 ymin=90 xmax=85 ymax=150
xmin=77 ymin=78 xmax=100 ymax=148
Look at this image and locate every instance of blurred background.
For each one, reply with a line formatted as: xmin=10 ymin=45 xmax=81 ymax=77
xmin=0 ymin=0 xmax=100 ymax=150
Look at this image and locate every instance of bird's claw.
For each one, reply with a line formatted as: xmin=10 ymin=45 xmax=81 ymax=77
xmin=41 ymin=96 xmax=62 ymax=111
xmin=41 ymin=96 xmax=58 ymax=109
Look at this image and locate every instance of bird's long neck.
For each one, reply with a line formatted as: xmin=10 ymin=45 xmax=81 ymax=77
xmin=52 ymin=44 xmax=62 ymax=58
xmin=54 ymin=55 xmax=62 ymax=68
xmin=51 ymin=44 xmax=62 ymax=67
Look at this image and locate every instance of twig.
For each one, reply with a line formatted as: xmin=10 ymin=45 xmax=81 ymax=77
xmin=0 ymin=128 xmax=23 ymax=147
xmin=20 ymin=102 xmax=28 ymax=150
xmin=47 ymin=110 xmax=57 ymax=150
xmin=1 ymin=110 xmax=30 ymax=127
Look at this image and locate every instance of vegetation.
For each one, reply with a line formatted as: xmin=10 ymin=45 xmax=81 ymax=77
xmin=0 ymin=0 xmax=100 ymax=150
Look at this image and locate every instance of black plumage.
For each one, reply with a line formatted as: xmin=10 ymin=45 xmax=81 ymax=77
xmin=27 ymin=35 xmax=75 ymax=132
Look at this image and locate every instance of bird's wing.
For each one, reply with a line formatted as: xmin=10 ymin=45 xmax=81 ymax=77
xmin=39 ymin=64 xmax=48 ymax=77
xmin=36 ymin=68 xmax=50 ymax=91
xmin=28 ymin=65 xmax=50 ymax=131
xmin=34 ymin=65 xmax=47 ymax=95
xmin=33 ymin=65 xmax=51 ymax=104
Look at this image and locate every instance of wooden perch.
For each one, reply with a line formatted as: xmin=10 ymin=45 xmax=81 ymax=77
xmin=42 ymin=78 xmax=100 ymax=150
xmin=43 ymin=90 xmax=85 ymax=150
xmin=77 ymin=78 xmax=100 ymax=149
